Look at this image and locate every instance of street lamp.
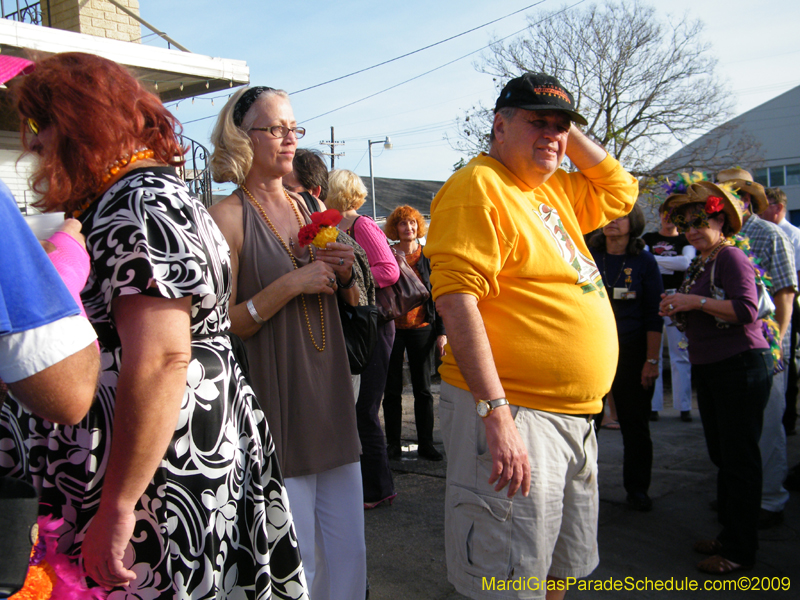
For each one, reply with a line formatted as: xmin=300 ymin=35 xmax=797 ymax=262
xmin=368 ymin=136 xmax=392 ymax=219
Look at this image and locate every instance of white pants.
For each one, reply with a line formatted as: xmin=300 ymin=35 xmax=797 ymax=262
xmin=285 ymin=462 xmax=367 ymax=600
xmin=651 ymin=318 xmax=692 ymax=412
xmin=760 ymin=364 xmax=790 ymax=512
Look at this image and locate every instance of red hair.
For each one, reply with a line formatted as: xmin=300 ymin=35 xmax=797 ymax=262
xmin=14 ymin=52 xmax=185 ymax=214
xmin=385 ymin=205 xmax=427 ymax=240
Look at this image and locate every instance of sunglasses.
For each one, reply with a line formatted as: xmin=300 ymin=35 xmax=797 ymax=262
xmin=672 ymin=212 xmax=710 ymax=233
xmin=26 ymin=117 xmax=39 ymax=136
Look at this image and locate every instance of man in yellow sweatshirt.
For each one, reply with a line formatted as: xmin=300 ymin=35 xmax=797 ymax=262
xmin=426 ymin=73 xmax=638 ymax=600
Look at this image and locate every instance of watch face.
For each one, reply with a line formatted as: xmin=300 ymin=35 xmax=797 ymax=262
xmin=476 ymin=401 xmax=489 ymax=417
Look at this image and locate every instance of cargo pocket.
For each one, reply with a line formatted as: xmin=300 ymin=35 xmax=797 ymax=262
xmin=449 ymin=485 xmax=513 ymax=579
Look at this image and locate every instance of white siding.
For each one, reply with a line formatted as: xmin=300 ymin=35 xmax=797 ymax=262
xmin=0 ymin=132 xmax=37 ymax=214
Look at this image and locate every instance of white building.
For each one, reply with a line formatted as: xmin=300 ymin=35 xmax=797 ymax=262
xmin=658 ymin=84 xmax=800 ymax=223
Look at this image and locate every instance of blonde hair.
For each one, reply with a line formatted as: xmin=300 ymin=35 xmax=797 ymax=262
xmin=327 ymin=169 xmax=368 ymax=212
xmin=210 ymin=86 xmax=290 ymax=184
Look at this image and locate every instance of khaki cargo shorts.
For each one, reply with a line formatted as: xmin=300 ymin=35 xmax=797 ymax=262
xmin=439 ymin=381 xmax=599 ymax=600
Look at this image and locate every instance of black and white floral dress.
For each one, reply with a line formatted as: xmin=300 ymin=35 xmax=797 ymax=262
xmin=0 ymin=167 xmax=308 ymax=599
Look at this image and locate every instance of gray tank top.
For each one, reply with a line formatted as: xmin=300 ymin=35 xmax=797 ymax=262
xmin=236 ymin=195 xmax=361 ymax=478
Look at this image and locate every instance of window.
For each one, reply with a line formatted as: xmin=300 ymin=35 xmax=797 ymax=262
xmin=786 ymin=164 xmax=800 ymax=186
xmin=754 ymin=168 xmax=769 ymax=186
xmin=769 ymin=166 xmax=785 ymax=187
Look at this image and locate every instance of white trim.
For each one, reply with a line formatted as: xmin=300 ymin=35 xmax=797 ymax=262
xmin=0 ymin=19 xmax=249 ymax=96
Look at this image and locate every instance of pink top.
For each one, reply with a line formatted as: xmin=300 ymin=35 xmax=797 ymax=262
xmin=46 ymin=231 xmax=91 ymax=320
xmin=352 ymin=217 xmax=399 ymax=288
xmin=47 ymin=230 xmax=99 ymax=351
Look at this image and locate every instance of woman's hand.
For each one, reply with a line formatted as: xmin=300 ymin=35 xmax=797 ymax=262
xmin=316 ymin=242 xmax=356 ymax=284
xmin=294 ymin=259 xmax=338 ymax=295
xmin=40 ymin=218 xmax=85 ymax=254
xmin=81 ymin=505 xmax=137 ymax=589
xmin=436 ymin=334 xmax=447 ymax=358
xmin=659 ymin=292 xmax=700 ymax=318
xmin=641 ymin=361 xmax=659 ymax=388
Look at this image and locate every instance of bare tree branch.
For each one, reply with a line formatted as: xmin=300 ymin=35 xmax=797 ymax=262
xmin=449 ymin=0 xmax=744 ymax=176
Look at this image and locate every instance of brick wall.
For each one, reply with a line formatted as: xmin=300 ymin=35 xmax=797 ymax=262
xmin=43 ymin=0 xmax=142 ymax=43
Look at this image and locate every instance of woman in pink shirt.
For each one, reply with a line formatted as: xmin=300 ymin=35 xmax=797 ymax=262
xmin=328 ymin=170 xmax=400 ymax=508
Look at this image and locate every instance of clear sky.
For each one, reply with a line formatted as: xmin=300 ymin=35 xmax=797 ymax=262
xmin=137 ymin=0 xmax=800 ymax=189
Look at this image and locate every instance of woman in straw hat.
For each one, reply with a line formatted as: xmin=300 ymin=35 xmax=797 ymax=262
xmin=659 ymin=178 xmax=772 ymax=574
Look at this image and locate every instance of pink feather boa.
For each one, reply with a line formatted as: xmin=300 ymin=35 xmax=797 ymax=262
xmin=12 ymin=515 xmax=107 ymax=600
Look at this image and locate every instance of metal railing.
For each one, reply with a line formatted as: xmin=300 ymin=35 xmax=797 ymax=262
xmin=178 ymin=135 xmax=213 ymax=208
xmin=1 ymin=0 xmax=43 ymax=25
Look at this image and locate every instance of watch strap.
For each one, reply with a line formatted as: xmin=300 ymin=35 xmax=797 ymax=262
xmin=477 ymin=397 xmax=509 ymax=417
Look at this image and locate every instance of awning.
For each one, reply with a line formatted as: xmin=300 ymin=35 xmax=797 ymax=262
xmin=0 ymin=18 xmax=249 ymax=101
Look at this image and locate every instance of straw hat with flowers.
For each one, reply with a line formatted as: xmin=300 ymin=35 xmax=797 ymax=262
xmin=662 ymin=175 xmax=743 ymax=234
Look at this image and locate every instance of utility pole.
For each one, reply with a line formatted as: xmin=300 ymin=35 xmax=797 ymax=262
xmin=319 ymin=126 xmax=345 ymax=169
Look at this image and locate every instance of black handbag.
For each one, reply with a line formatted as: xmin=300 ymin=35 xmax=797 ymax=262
xmin=339 ymin=299 xmax=379 ymax=374
xmin=375 ymin=247 xmax=430 ymax=323
xmin=0 ymin=477 xmax=39 ymax=596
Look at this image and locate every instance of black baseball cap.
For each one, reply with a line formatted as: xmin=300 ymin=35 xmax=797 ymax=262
xmin=494 ymin=73 xmax=587 ymax=126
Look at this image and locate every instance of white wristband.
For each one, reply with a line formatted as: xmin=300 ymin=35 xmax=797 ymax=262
xmin=247 ymin=299 xmax=265 ymax=324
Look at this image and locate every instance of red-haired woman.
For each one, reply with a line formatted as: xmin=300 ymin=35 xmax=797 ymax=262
xmin=383 ymin=206 xmax=447 ymax=461
xmin=4 ymin=53 xmax=307 ymax=598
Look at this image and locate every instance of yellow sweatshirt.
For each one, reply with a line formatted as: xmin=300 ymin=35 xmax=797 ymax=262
xmin=426 ymin=153 xmax=638 ymax=415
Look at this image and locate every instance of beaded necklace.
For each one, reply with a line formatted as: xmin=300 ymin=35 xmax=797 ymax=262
xmin=72 ymin=148 xmax=156 ymax=218
xmin=678 ymin=239 xmax=731 ymax=295
xmin=241 ymin=184 xmax=325 ymax=352
xmin=673 ymin=238 xmax=731 ymax=332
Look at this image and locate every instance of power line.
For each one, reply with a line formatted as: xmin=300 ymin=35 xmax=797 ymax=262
xmin=288 ymin=0 xmax=549 ymax=95
xmin=304 ymin=0 xmax=588 ymax=122
xmin=173 ymin=1 xmax=573 ymax=126
xmin=724 ymin=48 xmax=800 ymax=66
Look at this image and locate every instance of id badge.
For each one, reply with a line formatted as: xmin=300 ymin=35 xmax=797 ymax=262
xmin=613 ymin=287 xmax=636 ymax=300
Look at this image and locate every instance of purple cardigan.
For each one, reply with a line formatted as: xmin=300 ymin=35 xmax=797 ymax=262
xmin=683 ymin=245 xmax=768 ymax=365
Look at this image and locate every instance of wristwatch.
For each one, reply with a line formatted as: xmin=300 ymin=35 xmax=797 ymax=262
xmin=476 ymin=398 xmax=509 ymax=418
xmin=700 ymin=298 xmax=708 ymax=310
xmin=646 ymin=358 xmax=659 ymax=365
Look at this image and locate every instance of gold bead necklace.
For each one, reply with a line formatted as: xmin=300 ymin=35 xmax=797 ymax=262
xmin=241 ymin=184 xmax=325 ymax=352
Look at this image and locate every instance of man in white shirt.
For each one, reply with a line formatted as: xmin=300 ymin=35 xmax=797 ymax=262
xmin=643 ymin=206 xmax=696 ymax=422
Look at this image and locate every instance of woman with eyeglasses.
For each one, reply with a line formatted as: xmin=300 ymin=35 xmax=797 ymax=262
xmin=5 ymin=54 xmax=306 ymax=598
xmin=208 ymin=87 xmax=366 ymax=600
xmin=588 ymin=202 xmax=663 ymax=513
xmin=659 ymin=179 xmax=772 ymax=575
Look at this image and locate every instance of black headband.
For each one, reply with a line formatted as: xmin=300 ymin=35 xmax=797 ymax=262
xmin=233 ymin=86 xmax=276 ymax=127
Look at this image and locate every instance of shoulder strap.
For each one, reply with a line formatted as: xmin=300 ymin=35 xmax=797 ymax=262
xmin=347 ymin=215 xmax=362 ymax=238
xmin=299 ymin=191 xmax=321 ymax=214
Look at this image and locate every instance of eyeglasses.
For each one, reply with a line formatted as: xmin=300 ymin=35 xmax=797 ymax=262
xmin=672 ymin=212 xmax=710 ymax=233
xmin=26 ymin=117 xmax=39 ymax=136
xmin=248 ymin=125 xmax=306 ymax=139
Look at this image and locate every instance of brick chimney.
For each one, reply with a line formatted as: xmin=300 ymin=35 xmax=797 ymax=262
xmin=43 ymin=0 xmax=142 ymax=43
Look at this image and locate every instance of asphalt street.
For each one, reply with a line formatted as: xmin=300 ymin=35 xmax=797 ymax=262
xmin=363 ymin=382 xmax=800 ymax=600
